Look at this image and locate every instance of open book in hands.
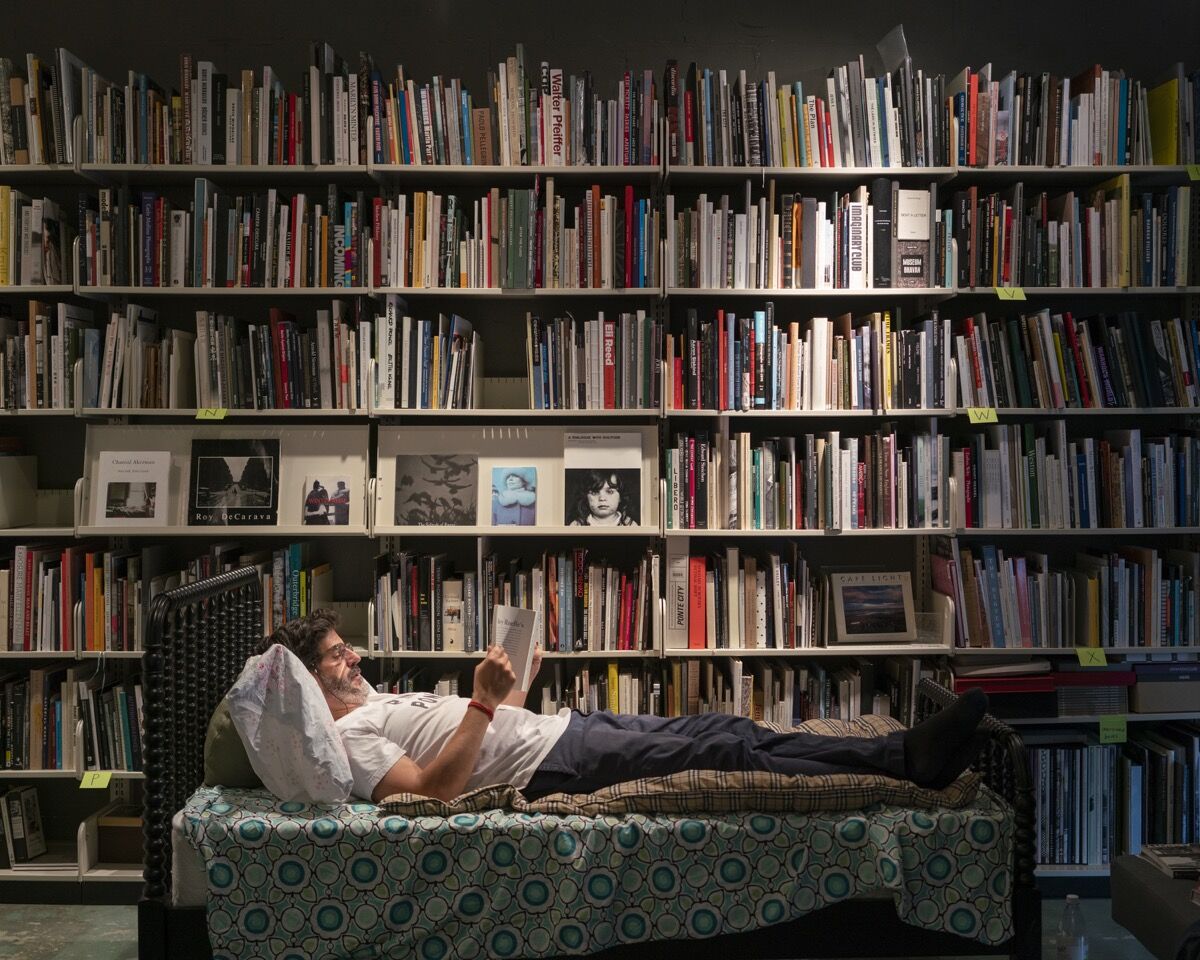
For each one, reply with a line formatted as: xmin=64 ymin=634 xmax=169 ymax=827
xmin=491 ymin=605 xmax=538 ymax=692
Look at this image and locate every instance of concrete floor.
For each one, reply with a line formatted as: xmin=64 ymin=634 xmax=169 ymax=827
xmin=0 ymin=898 xmax=1158 ymax=960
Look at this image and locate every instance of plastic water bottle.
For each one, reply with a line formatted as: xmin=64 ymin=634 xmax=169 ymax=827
xmin=1056 ymin=894 xmax=1088 ymax=960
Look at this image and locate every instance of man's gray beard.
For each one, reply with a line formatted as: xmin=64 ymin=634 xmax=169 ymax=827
xmin=326 ymin=671 xmax=370 ymax=707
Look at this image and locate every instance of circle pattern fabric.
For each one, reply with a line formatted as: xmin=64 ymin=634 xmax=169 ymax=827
xmin=186 ymin=787 xmax=1014 ymax=959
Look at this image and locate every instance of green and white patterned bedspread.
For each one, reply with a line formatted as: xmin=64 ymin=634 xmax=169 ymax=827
xmin=181 ymin=785 xmax=1014 ymax=959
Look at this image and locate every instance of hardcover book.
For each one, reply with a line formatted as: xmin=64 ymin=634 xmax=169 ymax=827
xmin=394 ymin=453 xmax=478 ymax=525
xmin=94 ymin=450 xmax=171 ymax=526
xmin=563 ymin=432 xmax=642 ymax=527
xmin=895 ymin=188 xmax=931 ymax=288
xmin=187 ymin=438 xmax=280 ymax=526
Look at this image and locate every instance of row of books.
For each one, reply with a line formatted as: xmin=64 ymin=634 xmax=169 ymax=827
xmin=0 ymin=300 xmax=93 ymax=410
xmin=525 ymin=310 xmax=661 ymax=411
xmin=666 ymin=426 xmax=949 ymax=531
xmin=7 ymin=298 xmax=1196 ymax=416
xmin=951 ymin=178 xmax=1193 ymax=290
xmin=1 ymin=667 xmax=82 ymax=770
xmin=371 ymin=548 xmax=660 ymax=654
xmin=1028 ymin=722 xmax=1200 ymax=864
xmin=0 ymin=539 xmax=331 ymax=653
xmin=951 ymin=424 xmax=1200 ymax=530
xmin=1 ymin=666 xmax=145 ymax=774
xmin=78 ymin=675 xmax=142 ymax=772
xmin=6 ymin=43 xmax=1197 ymax=171
xmin=947 ymin=63 xmax=1194 ymax=169
xmin=663 ymin=541 xmax=818 ymax=650
xmin=667 ymin=307 xmax=952 ymax=412
xmin=36 ymin=44 xmax=372 ymax=167
xmin=666 ymin=53 xmax=947 ymax=170
xmin=0 ymin=188 xmax=69 ymax=286
xmin=372 ymin=182 xmax=660 ymax=290
xmin=192 ymin=303 xmax=371 ymax=411
xmin=666 ymin=54 xmax=1199 ymax=169
xmin=0 ymin=541 xmax=157 ymax=653
xmin=374 ymin=306 xmax=481 ymax=411
xmin=661 ymin=657 xmax=938 ymax=728
xmin=373 ymin=46 xmax=658 ymax=168
xmin=0 ymin=52 xmax=85 ymax=166
xmin=664 ymin=183 xmax=945 ymax=291
xmin=957 ymin=311 xmax=1200 ymax=411
xmin=77 ymin=180 xmax=369 ymax=289
xmin=934 ymin=540 xmax=1198 ymax=649
xmin=372 ymin=552 xmax=479 ymax=654
xmin=537 ymin=661 xmax=663 ymax=716
xmin=0 ymin=787 xmax=48 ymax=867
xmin=57 ymin=177 xmax=1200 ymax=293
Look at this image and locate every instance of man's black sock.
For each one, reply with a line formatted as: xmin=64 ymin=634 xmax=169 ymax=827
xmin=903 ymin=688 xmax=988 ymax=787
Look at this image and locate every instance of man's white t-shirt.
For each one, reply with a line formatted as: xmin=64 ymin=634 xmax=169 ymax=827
xmin=336 ymin=691 xmax=571 ymax=800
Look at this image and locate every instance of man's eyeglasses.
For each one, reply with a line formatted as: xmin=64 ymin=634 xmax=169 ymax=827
xmin=318 ymin=642 xmax=353 ymax=664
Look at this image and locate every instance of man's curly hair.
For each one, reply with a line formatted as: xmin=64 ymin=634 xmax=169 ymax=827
xmin=256 ymin=608 xmax=341 ymax=670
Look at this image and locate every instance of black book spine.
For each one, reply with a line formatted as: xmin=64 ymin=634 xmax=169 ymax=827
xmin=696 ymin=429 xmax=709 ymax=530
xmin=418 ymin=556 xmax=432 ymax=651
xmin=212 ymin=74 xmax=227 ymax=165
xmin=871 ymin=178 xmax=892 ymax=288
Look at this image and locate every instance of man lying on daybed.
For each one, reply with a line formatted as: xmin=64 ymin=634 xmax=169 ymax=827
xmin=261 ymin=609 xmax=989 ymax=804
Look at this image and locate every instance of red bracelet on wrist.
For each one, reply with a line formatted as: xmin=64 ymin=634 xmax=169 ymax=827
xmin=467 ymin=700 xmax=494 ymax=722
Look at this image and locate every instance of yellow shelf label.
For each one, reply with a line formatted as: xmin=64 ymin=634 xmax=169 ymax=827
xmin=1098 ymin=715 xmax=1127 ymax=744
xmin=80 ymin=771 xmax=113 ymax=789
xmin=1187 ymin=164 xmax=1200 ymax=181
xmin=966 ymin=407 xmax=998 ymax=424
xmin=196 ymin=407 xmax=228 ymax=420
xmin=1075 ymin=647 xmax=1108 ymax=667
xmin=995 ymin=286 xmax=1026 ymax=301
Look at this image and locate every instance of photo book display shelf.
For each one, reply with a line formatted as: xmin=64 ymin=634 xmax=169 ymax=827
xmin=375 ymin=424 xmax=660 ymax=537
xmin=76 ymin=423 xmax=371 ymax=536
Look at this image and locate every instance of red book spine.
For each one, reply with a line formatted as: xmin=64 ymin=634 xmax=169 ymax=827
xmin=857 ymin=460 xmax=866 ymax=529
xmin=687 ymin=555 xmax=707 ymax=648
xmin=288 ymin=94 xmax=298 ymax=166
xmin=271 ymin=317 xmax=289 ymax=408
xmin=622 ymin=579 xmax=634 ymax=650
xmin=822 ymin=102 xmax=834 ymax=168
xmin=602 ymin=319 xmax=616 ymax=408
xmin=673 ymin=355 xmax=684 ymax=410
xmin=1062 ymin=313 xmax=1092 ymax=407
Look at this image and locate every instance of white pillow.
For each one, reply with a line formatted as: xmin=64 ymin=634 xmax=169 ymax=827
xmin=225 ymin=644 xmax=353 ymax=803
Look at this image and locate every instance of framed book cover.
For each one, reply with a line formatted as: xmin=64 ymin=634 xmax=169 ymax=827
xmin=94 ymin=450 xmax=171 ymax=526
xmin=188 ymin=438 xmax=280 ymax=526
xmin=830 ymin=571 xmax=917 ymax=644
xmin=563 ymin=432 xmax=642 ymax=527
